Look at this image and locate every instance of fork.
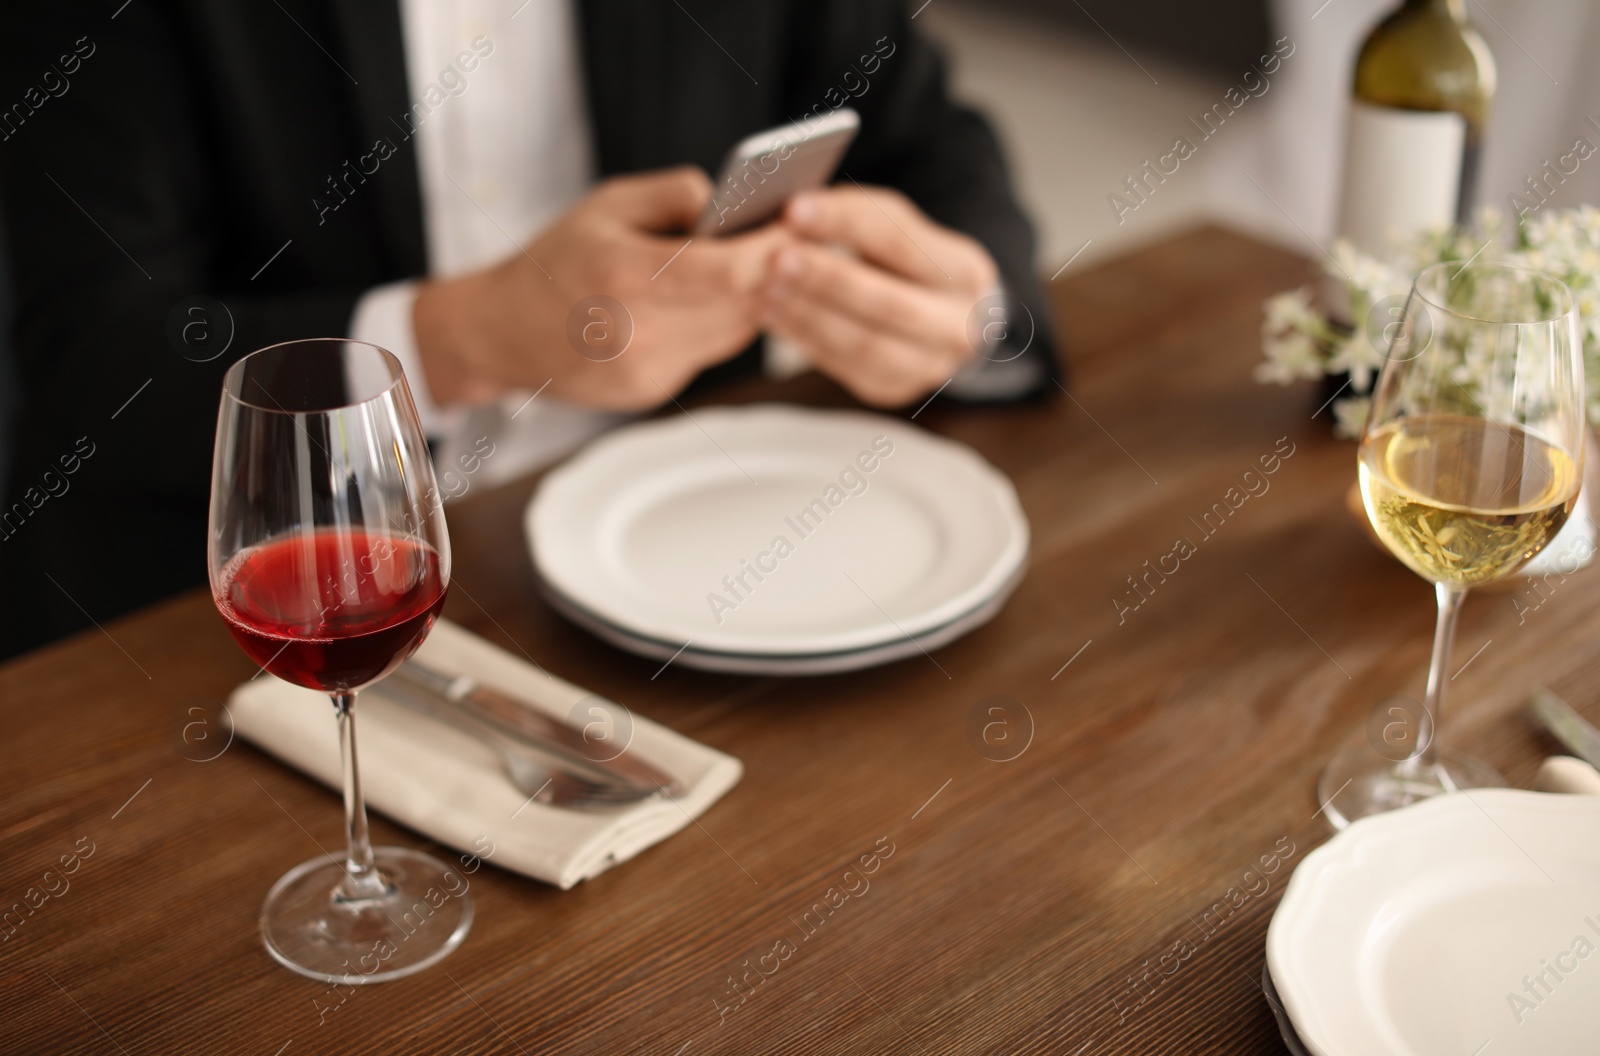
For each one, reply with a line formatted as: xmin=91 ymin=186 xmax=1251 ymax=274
xmin=383 ymin=681 xmax=661 ymax=810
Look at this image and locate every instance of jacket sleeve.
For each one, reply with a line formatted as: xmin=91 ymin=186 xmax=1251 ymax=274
xmin=0 ymin=2 xmax=377 ymax=649
xmin=0 ymin=3 xmax=369 ymax=505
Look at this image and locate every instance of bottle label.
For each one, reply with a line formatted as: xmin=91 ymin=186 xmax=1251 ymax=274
xmin=1338 ymin=101 xmax=1465 ymax=257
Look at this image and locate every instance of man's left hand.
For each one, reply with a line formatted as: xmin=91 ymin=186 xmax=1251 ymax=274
xmin=760 ymin=185 xmax=998 ymax=406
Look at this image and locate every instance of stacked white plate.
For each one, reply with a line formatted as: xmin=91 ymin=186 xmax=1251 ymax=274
xmin=1267 ymin=789 xmax=1600 ymax=1055
xmin=525 ymin=404 xmax=1029 ymax=675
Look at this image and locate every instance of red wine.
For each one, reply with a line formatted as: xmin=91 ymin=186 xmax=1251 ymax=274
xmin=218 ymin=529 xmax=447 ymax=692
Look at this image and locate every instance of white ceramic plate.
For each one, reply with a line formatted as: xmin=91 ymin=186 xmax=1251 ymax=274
xmin=1268 ymin=789 xmax=1600 ymax=1056
xmin=1263 ymin=967 xmax=1313 ymax=1056
xmin=538 ymin=559 xmax=1025 ymax=676
xmin=527 ymin=404 xmax=1029 ymax=656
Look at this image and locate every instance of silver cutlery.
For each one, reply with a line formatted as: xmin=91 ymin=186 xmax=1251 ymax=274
xmin=383 ymin=676 xmax=661 ymax=810
xmin=387 ymin=659 xmax=682 ymax=806
xmin=1530 ymin=688 xmax=1600 ymax=770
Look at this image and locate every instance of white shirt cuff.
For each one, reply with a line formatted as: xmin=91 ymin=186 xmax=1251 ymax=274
xmin=945 ymin=282 xmax=1046 ymax=400
xmin=349 ymin=280 xmax=466 ymax=438
xmin=763 ymin=333 xmax=811 ymax=379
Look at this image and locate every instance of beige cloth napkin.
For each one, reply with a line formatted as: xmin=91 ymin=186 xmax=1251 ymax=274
xmin=1533 ymin=755 xmax=1600 ymax=795
xmin=228 ymin=619 xmax=742 ymax=889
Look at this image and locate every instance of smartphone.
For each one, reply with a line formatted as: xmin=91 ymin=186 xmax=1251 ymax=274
xmin=693 ymin=108 xmax=860 ymax=237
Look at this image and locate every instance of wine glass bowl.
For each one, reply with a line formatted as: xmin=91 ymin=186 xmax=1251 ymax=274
xmin=1321 ymin=261 xmax=1585 ymax=829
xmin=208 ymin=338 xmax=470 ymax=983
xmin=217 ymin=529 xmax=447 ymax=692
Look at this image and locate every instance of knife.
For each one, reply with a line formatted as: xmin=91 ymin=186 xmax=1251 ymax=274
xmin=1530 ymin=688 xmax=1600 ymax=771
xmin=391 ymin=660 xmax=684 ymax=798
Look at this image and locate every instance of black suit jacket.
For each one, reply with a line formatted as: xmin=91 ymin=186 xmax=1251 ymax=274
xmin=0 ymin=0 xmax=1054 ymax=658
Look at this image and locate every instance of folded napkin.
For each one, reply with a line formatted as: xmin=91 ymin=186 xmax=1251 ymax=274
xmin=1533 ymin=755 xmax=1600 ymax=795
xmin=229 ymin=619 xmax=742 ymax=889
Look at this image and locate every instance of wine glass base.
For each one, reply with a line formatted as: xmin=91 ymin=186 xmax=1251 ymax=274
xmin=1317 ymin=744 xmax=1505 ymax=831
xmin=260 ymin=846 xmax=473 ymax=985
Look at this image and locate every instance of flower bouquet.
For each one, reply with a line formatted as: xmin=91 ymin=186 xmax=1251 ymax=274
xmin=1257 ymin=205 xmax=1600 ymax=582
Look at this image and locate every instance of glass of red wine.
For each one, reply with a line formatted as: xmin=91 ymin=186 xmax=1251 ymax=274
xmin=208 ymin=338 xmax=469 ymax=983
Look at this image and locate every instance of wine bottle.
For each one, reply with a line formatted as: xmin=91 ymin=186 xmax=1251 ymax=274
xmin=1337 ymin=0 xmax=1496 ymax=258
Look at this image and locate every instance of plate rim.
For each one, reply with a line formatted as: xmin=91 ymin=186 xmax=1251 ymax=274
xmin=526 ymin=403 xmax=1030 ymax=655
xmin=537 ymin=557 xmax=1027 ymax=675
xmin=1266 ymin=788 xmax=1600 ymax=1055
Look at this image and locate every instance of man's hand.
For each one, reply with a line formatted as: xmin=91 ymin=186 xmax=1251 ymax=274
xmin=759 ymin=185 xmax=998 ymax=406
xmin=412 ymin=167 xmax=794 ymax=411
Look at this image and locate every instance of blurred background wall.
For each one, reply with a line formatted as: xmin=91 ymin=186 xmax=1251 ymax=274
xmin=920 ymin=0 xmax=1600 ymax=273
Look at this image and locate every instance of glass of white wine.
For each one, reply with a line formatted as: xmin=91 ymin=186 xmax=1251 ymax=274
xmin=1319 ymin=260 xmax=1585 ymax=829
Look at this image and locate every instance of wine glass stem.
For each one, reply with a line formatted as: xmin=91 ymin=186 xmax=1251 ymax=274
xmin=1408 ymin=582 xmax=1467 ymax=778
xmin=333 ymin=692 xmax=387 ymax=901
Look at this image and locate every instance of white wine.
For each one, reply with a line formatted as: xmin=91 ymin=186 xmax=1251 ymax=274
xmin=1360 ymin=415 xmax=1578 ymax=586
xmin=1338 ymin=0 xmax=1496 ymax=258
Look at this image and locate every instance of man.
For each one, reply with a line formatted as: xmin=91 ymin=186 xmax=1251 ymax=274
xmin=0 ymin=0 xmax=1055 ymax=658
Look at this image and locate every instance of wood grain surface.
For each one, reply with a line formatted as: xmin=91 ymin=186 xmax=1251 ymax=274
xmin=4 ymin=226 xmax=1598 ymax=1056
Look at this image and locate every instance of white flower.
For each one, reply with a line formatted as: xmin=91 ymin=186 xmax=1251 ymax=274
xmin=1327 ymin=332 xmax=1384 ymax=393
xmin=1571 ymin=246 xmax=1600 ymax=279
xmin=1332 ymin=396 xmax=1371 ymax=440
xmin=1255 ymin=329 xmax=1325 ymax=384
xmin=1397 ymin=237 xmax=1447 ymax=277
xmin=1526 ymin=210 xmax=1589 ymax=273
xmin=1328 ymin=239 xmax=1408 ymax=305
xmin=1264 ymin=287 xmax=1319 ymax=333
xmin=1260 ymin=207 xmax=1600 ymax=434
xmin=1577 ymin=204 xmax=1600 ymax=244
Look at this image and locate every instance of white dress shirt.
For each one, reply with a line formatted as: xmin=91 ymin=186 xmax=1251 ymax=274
xmin=350 ymin=0 xmax=621 ymax=491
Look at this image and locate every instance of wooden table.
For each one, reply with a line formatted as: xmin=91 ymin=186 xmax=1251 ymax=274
xmin=6 ymin=226 xmax=1599 ymax=1055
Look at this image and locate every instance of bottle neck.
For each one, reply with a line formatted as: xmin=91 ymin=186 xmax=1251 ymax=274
xmin=1403 ymin=0 xmax=1465 ymax=18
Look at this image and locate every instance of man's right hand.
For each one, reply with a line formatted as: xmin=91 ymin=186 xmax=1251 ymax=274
xmin=412 ymin=166 xmax=794 ymax=411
